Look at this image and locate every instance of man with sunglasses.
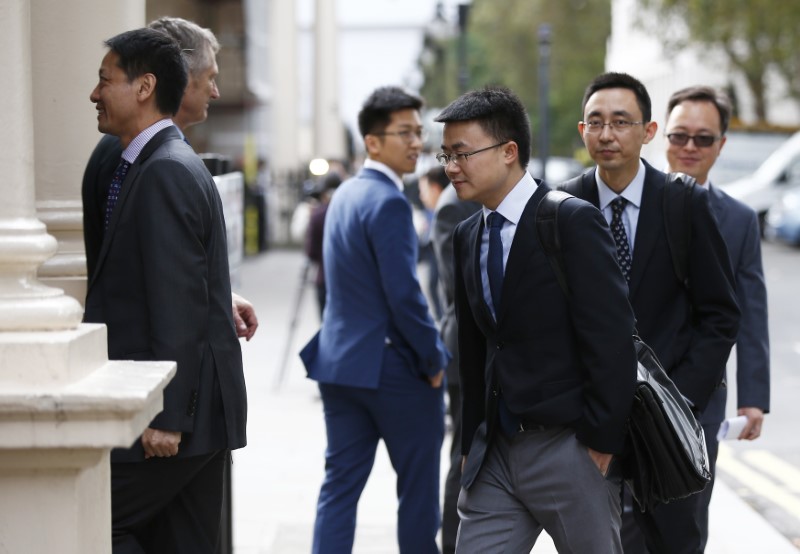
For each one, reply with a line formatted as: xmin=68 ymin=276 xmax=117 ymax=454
xmin=562 ymin=72 xmax=740 ymax=554
xmin=437 ymin=86 xmax=639 ymax=552
xmin=300 ymin=86 xmax=449 ymax=554
xmin=665 ymin=85 xmax=770 ymax=551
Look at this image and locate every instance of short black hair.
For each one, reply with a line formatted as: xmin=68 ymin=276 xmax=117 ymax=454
xmin=424 ymin=166 xmax=450 ymax=189
xmin=582 ymin=72 xmax=652 ymax=123
xmin=667 ymin=85 xmax=732 ymax=135
xmin=105 ymin=28 xmax=188 ymax=116
xmin=357 ymin=86 xmax=423 ymax=138
xmin=434 ymin=86 xmax=531 ymax=169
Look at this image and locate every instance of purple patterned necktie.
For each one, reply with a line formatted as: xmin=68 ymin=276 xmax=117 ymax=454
xmin=105 ymin=158 xmax=131 ymax=230
xmin=610 ymin=196 xmax=632 ymax=281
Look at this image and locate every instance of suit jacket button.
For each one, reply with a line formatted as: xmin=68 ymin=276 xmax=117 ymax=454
xmin=496 ymin=342 xmax=504 ymax=350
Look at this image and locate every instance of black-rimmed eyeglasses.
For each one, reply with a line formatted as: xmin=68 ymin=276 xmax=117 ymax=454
xmin=436 ymin=141 xmax=508 ymax=167
xmin=666 ymin=132 xmax=721 ymax=148
xmin=581 ymin=120 xmax=644 ymax=133
xmin=372 ymin=129 xmax=428 ymax=144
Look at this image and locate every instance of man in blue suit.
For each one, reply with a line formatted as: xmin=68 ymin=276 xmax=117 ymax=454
xmin=300 ymin=86 xmax=449 ymax=554
xmin=665 ymin=85 xmax=770 ymax=551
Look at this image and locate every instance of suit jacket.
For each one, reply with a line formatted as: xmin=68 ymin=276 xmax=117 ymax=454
xmin=454 ymin=183 xmax=638 ymax=488
xmin=431 ymin=185 xmax=481 ymax=386
xmin=82 ymin=133 xmax=122 ymax=279
xmin=563 ymin=160 xmax=740 ymax=413
xmin=700 ymin=184 xmax=770 ymax=425
xmin=300 ymin=168 xmax=449 ymax=388
xmin=83 ymin=126 xmax=247 ymax=462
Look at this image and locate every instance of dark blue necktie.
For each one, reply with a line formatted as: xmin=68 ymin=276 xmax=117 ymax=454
xmin=105 ymin=158 xmax=131 ymax=230
xmin=487 ymin=211 xmax=505 ymax=314
xmin=487 ymin=211 xmax=518 ymax=435
xmin=610 ymin=197 xmax=632 ymax=281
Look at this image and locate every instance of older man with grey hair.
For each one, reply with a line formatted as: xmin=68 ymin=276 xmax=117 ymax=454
xmin=82 ymin=17 xmax=258 ymax=339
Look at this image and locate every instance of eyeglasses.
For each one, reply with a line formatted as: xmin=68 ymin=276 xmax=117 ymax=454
xmin=581 ymin=120 xmax=644 ymax=133
xmin=372 ymin=129 xmax=428 ymax=144
xmin=436 ymin=141 xmax=508 ymax=167
xmin=666 ymin=132 xmax=721 ymax=148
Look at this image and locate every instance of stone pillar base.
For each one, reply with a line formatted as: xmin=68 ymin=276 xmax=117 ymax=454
xmin=0 ymin=324 xmax=175 ymax=554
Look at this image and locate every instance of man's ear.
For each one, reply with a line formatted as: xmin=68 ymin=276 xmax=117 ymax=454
xmin=364 ymin=134 xmax=382 ymax=156
xmin=136 ymin=73 xmax=157 ymax=103
xmin=503 ymin=141 xmax=519 ymax=166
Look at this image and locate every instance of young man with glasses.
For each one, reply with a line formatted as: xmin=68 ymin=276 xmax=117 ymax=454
xmin=300 ymin=86 xmax=448 ymax=554
xmin=562 ymin=72 xmax=741 ymax=554
xmin=665 ymin=85 xmax=770 ymax=551
xmin=436 ymin=85 xmax=639 ymax=553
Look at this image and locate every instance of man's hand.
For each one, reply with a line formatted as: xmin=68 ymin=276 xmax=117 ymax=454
xmin=587 ymin=448 xmax=613 ymax=477
xmin=428 ymin=369 xmax=445 ymax=389
xmin=737 ymin=407 xmax=765 ymax=440
xmin=232 ymin=292 xmax=258 ymax=341
xmin=142 ymin=428 xmax=182 ymax=459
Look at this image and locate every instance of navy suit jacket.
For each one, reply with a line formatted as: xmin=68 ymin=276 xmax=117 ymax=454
xmin=563 ymin=161 xmax=740 ymax=413
xmin=83 ymin=126 xmax=247 ymax=462
xmin=701 ymin=185 xmax=770 ymax=425
xmin=454 ymin=183 xmax=638 ymax=488
xmin=300 ymin=168 xmax=449 ymax=388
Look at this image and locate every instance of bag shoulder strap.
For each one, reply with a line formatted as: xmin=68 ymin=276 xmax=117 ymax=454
xmin=663 ymin=172 xmax=696 ymax=290
xmin=536 ymin=190 xmax=573 ymax=298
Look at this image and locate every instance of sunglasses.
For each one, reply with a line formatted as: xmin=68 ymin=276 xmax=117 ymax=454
xmin=666 ymin=133 xmax=720 ymax=148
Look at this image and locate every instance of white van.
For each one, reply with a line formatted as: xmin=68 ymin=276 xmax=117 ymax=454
xmin=721 ymin=131 xmax=800 ymax=228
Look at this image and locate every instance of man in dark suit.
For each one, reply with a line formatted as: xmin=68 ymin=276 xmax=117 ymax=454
xmin=299 ymin=86 xmax=449 ymax=554
xmin=427 ymin=166 xmax=480 ymax=554
xmin=83 ymin=28 xmax=247 ymax=553
xmin=665 ymin=85 xmax=770 ymax=550
xmin=564 ymin=72 xmax=740 ymax=554
xmin=82 ymin=17 xmax=258 ymax=341
xmin=435 ymin=86 xmax=638 ymax=553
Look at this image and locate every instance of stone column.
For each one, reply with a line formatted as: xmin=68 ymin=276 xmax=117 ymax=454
xmin=32 ymin=0 xmax=145 ymax=303
xmin=0 ymin=2 xmax=174 ymax=553
xmin=313 ymin=0 xmax=345 ymax=162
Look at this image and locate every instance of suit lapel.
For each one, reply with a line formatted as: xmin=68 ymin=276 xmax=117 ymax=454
xmin=709 ymin=185 xmax=728 ymax=228
xmin=628 ymin=164 xmax=662 ymax=300
xmin=88 ymin=126 xmax=182 ymax=289
xmin=498 ymin=184 xmax=549 ymax=323
xmin=460 ymin=213 xmax=495 ymax=332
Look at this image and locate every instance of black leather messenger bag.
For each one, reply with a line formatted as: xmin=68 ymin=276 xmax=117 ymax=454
xmin=536 ymin=189 xmax=711 ymax=512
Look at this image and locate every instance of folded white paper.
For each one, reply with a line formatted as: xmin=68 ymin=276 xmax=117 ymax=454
xmin=716 ymin=415 xmax=749 ymax=441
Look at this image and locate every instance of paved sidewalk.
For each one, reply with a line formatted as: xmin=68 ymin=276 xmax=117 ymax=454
xmin=232 ymin=249 xmax=797 ymax=553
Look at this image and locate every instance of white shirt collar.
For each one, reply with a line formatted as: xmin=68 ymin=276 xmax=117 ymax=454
xmin=596 ymin=159 xmax=646 ymax=210
xmin=482 ymin=170 xmax=538 ymax=225
xmin=363 ymin=158 xmax=404 ymax=191
xmin=121 ymin=118 xmax=175 ymax=164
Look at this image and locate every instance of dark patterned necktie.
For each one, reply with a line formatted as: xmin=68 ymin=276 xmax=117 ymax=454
xmin=610 ymin=197 xmax=632 ymax=281
xmin=487 ymin=211 xmax=505 ymax=313
xmin=105 ymin=158 xmax=131 ymax=230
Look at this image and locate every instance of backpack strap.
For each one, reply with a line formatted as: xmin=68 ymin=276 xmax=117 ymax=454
xmin=536 ymin=190 xmax=573 ymax=298
xmin=663 ymin=172 xmax=696 ymax=290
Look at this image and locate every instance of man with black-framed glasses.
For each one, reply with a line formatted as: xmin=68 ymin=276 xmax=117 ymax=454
xmin=562 ymin=72 xmax=740 ymax=554
xmin=300 ymin=86 xmax=449 ymax=554
xmin=665 ymin=85 xmax=770 ymax=552
xmin=437 ymin=85 xmax=639 ymax=553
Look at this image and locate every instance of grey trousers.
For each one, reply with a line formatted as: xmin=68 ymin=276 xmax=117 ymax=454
xmin=456 ymin=426 xmax=623 ymax=554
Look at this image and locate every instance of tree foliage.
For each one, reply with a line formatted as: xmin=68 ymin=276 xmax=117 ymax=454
xmin=419 ymin=0 xmax=611 ymax=157
xmin=635 ymin=0 xmax=800 ymax=123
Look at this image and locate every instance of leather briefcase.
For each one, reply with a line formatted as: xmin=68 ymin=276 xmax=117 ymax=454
xmin=622 ymin=337 xmax=711 ymax=512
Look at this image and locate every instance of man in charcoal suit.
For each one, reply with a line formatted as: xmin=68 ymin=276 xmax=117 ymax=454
xmin=84 ymin=28 xmax=247 ymax=553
